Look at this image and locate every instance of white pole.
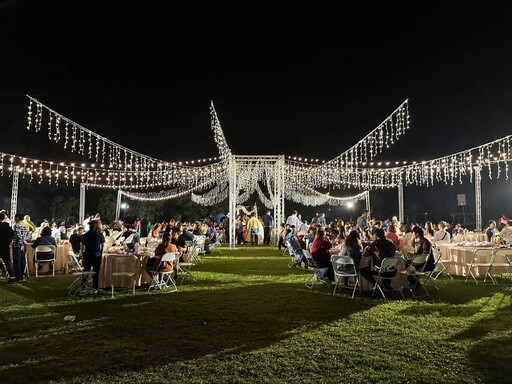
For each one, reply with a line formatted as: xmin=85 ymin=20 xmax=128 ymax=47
xmin=398 ymin=183 xmax=404 ymax=223
xmin=10 ymin=166 xmax=20 ymax=218
xmin=79 ymin=183 xmax=86 ymax=224
xmin=115 ymin=190 xmax=122 ymax=221
xmin=475 ymin=168 xmax=482 ymax=230
xmin=365 ymin=190 xmax=371 ymax=212
xmin=228 ymin=155 xmax=237 ymax=249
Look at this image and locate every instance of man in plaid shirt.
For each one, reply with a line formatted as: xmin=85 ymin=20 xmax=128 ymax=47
xmin=13 ymin=214 xmax=31 ymax=282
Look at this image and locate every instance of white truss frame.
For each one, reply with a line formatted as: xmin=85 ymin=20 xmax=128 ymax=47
xmin=228 ymin=155 xmax=285 ymax=249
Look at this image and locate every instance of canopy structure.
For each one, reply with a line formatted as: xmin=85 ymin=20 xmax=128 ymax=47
xmin=4 ymin=96 xmax=511 ymax=247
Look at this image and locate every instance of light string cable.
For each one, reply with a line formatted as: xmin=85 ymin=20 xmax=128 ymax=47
xmin=210 ymin=101 xmax=232 ymax=160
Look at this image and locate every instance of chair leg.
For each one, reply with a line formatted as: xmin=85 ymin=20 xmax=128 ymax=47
xmin=111 ymin=284 xmax=115 ymax=299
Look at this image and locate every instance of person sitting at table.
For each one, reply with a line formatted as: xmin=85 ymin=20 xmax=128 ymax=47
xmin=310 ymin=229 xmax=335 ymax=282
xmin=80 ymin=220 xmax=105 ymax=290
xmin=145 ymin=232 xmax=177 ymax=278
xmin=151 ymin=223 xmax=161 ymax=240
xmin=171 ymin=226 xmax=187 ymax=259
xmin=338 ymin=230 xmax=363 ymax=286
xmin=359 ymin=228 xmax=397 ymax=289
xmin=499 ymin=220 xmax=512 ymax=243
xmin=69 ymin=226 xmax=85 ymax=255
xmin=31 ymin=226 xmax=56 ymax=269
xmin=407 ymin=226 xmax=435 ymax=289
xmin=424 ymin=221 xmax=434 ymax=237
xmin=433 ymin=221 xmax=451 ymax=243
xmin=385 ymin=224 xmax=400 ymax=250
xmin=485 ymin=220 xmax=499 ymax=242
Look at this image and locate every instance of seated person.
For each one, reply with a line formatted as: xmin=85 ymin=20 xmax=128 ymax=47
xmin=433 ymin=221 xmax=451 ymax=243
xmin=406 ymin=226 xmax=435 ymax=288
xmin=359 ymin=228 xmax=397 ymax=289
xmin=285 ymin=228 xmax=306 ymax=268
xmin=69 ymin=226 xmax=84 ymax=254
xmin=145 ymin=233 xmax=177 ymax=278
xmin=339 ymin=230 xmax=363 ymax=286
xmin=31 ymin=226 xmax=56 ymax=267
xmin=499 ymin=220 xmax=512 ymax=243
xmin=385 ymin=224 xmax=400 ymax=250
xmin=310 ymin=229 xmax=335 ymax=281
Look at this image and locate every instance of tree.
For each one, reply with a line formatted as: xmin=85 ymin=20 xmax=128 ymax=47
xmin=96 ymin=193 xmax=117 ymax=223
xmin=50 ymin=195 xmax=79 ymax=224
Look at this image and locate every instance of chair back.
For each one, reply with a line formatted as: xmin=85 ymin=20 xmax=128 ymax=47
xmin=161 ymin=252 xmax=178 ymax=262
xmin=35 ymin=245 xmax=56 ymax=260
xmin=110 ymin=254 xmax=138 ymax=277
xmin=67 ymin=251 xmax=83 ymax=272
xmin=331 ymin=255 xmax=357 ymax=276
xmin=377 ymin=256 xmax=405 ymax=277
xmin=471 ymin=248 xmax=493 ymax=262
xmin=303 ymin=249 xmax=317 ymax=267
xmin=492 ymin=249 xmax=512 ymax=266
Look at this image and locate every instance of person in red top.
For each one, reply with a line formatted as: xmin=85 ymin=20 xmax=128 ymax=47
xmin=310 ymin=229 xmax=335 ymax=281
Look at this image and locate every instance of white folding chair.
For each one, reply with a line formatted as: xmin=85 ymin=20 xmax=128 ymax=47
xmin=176 ymin=253 xmax=196 ymax=284
xmin=67 ymin=251 xmax=95 ymax=296
xmin=331 ymin=255 xmax=360 ymax=298
xmin=34 ymin=245 xmax=56 ymax=277
xmin=372 ymin=257 xmax=406 ymax=300
xmin=401 ymin=253 xmax=434 ymax=299
xmin=109 ymin=254 xmax=138 ymax=298
xmin=488 ymin=249 xmax=512 ymax=285
xmin=304 ymin=249 xmax=330 ymax=289
xmin=465 ymin=248 xmax=494 ymax=285
xmin=148 ymin=252 xmax=178 ymax=293
xmin=431 ymin=244 xmax=454 ymax=280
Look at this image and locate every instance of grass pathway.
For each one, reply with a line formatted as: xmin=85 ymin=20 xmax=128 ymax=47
xmin=0 ymin=246 xmax=510 ymax=383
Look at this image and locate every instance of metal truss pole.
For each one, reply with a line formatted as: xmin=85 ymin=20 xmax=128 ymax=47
xmin=115 ymin=190 xmax=122 ymax=221
xmin=475 ymin=168 xmax=482 ymax=230
xmin=79 ymin=183 xmax=87 ymax=225
xmin=365 ymin=190 xmax=371 ymax=213
xmin=398 ymin=183 xmax=404 ymax=223
xmin=278 ymin=156 xmax=285 ymax=241
xmin=228 ymin=155 xmax=237 ymax=249
xmin=10 ymin=166 xmax=20 ymax=218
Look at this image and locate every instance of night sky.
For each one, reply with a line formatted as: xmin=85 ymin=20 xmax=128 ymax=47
xmin=1 ymin=0 xmax=512 ymax=224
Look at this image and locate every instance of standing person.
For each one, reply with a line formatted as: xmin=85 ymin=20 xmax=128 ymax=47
xmin=140 ymin=215 xmax=149 ymax=238
xmin=12 ymin=214 xmax=30 ymax=282
xmin=316 ymin=213 xmax=326 ymax=228
xmin=356 ymin=209 xmax=370 ymax=234
xmin=0 ymin=212 xmax=15 ymax=282
xmin=0 ymin=210 xmax=12 ymax=226
xmin=69 ymin=226 xmax=84 ymax=254
xmin=80 ymin=220 xmax=105 ymax=290
xmin=286 ymin=210 xmax=302 ymax=229
xmin=262 ymin=210 xmax=274 ymax=246
xmin=246 ymin=213 xmax=260 ymax=246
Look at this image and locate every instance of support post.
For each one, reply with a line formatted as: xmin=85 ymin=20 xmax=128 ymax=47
xmin=79 ymin=183 xmax=86 ymax=225
xmin=10 ymin=166 xmax=20 ymax=218
xmin=475 ymin=168 xmax=482 ymax=231
xmin=228 ymin=155 xmax=237 ymax=249
xmin=398 ymin=183 xmax=404 ymax=223
xmin=365 ymin=190 xmax=371 ymax=213
xmin=115 ymin=190 xmax=122 ymax=221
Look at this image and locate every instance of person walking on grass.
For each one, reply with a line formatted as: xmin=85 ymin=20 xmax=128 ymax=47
xmin=246 ymin=212 xmax=260 ymax=246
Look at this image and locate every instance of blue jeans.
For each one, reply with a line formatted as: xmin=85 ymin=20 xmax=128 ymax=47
xmin=13 ymin=246 xmax=25 ymax=280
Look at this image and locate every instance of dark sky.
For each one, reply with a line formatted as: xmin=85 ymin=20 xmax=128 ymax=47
xmin=1 ymin=0 xmax=512 ymax=223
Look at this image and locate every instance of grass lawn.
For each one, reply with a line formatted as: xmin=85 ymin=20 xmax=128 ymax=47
xmin=0 ymin=246 xmax=511 ymax=384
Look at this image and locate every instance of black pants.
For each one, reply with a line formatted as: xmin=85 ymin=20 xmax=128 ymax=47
xmin=0 ymin=246 xmax=14 ymax=278
xmin=83 ymin=255 xmax=102 ymax=289
xmin=264 ymin=227 xmax=271 ymax=245
xmin=12 ymin=246 xmax=26 ymax=281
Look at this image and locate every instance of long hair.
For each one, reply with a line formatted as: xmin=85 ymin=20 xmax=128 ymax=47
xmin=344 ymin=230 xmax=360 ymax=247
xmin=89 ymin=220 xmax=101 ymax=233
xmin=161 ymin=232 xmax=171 ymax=247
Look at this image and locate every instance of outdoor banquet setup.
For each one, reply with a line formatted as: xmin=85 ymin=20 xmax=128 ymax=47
xmin=3 ymin=96 xmax=511 ymax=250
xmin=0 ymin=95 xmax=511 ymax=298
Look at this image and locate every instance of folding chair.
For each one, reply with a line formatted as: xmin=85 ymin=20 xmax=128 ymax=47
xmin=488 ymin=249 xmax=512 ymax=285
xmin=372 ymin=257 xmax=406 ymax=300
xmin=176 ymin=253 xmax=196 ymax=284
xmin=431 ymin=244 xmax=454 ymax=280
xmin=208 ymin=239 xmax=222 ymax=254
xmin=283 ymin=240 xmax=291 ymax=255
xmin=34 ymin=245 xmax=56 ymax=277
xmin=304 ymin=249 xmax=330 ymax=289
xmin=148 ymin=252 xmax=178 ymax=293
xmin=287 ymin=247 xmax=300 ymax=268
xmin=109 ymin=254 xmax=138 ymax=298
xmin=465 ymin=248 xmax=494 ymax=285
xmin=67 ymin=251 xmax=95 ymax=296
xmin=331 ymin=255 xmax=360 ymax=298
xmin=401 ymin=254 xmax=433 ymax=299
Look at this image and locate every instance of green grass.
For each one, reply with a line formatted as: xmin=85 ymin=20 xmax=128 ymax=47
xmin=0 ymin=246 xmax=511 ymax=384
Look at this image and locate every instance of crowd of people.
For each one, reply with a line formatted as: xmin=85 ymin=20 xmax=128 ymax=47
xmin=278 ymin=209 xmax=511 ymax=290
